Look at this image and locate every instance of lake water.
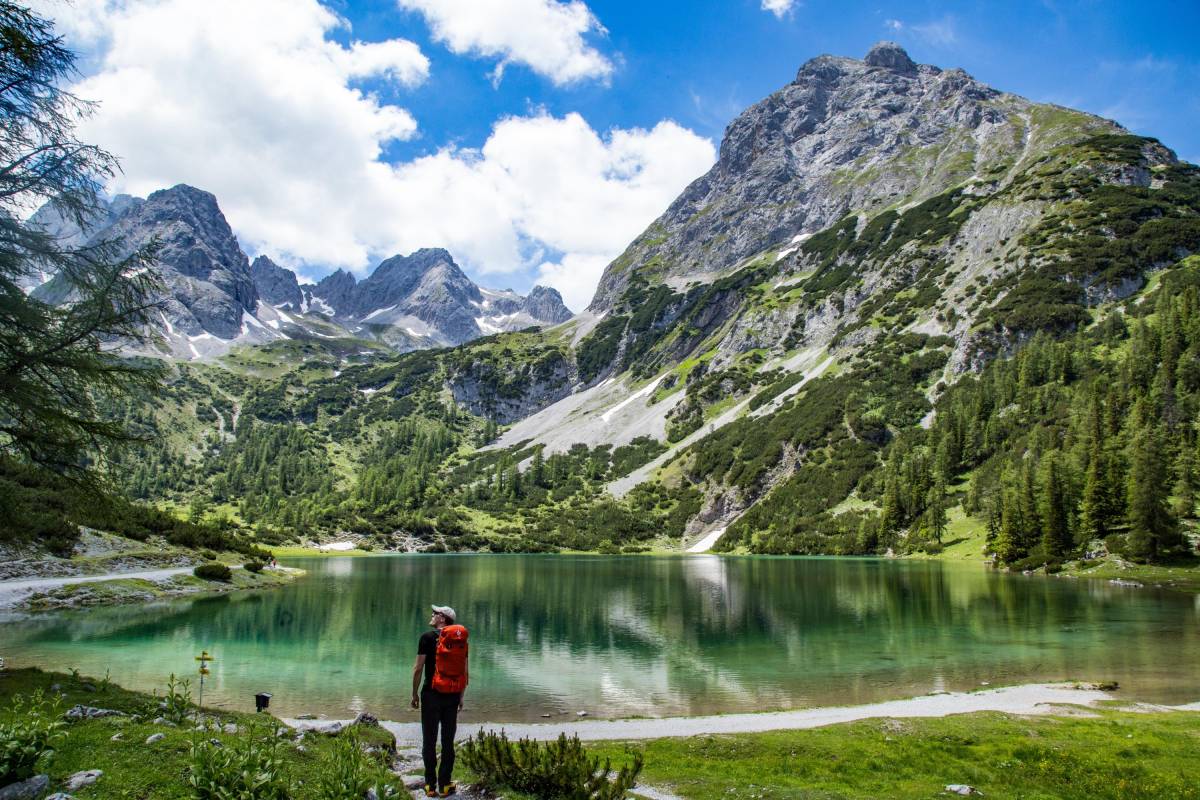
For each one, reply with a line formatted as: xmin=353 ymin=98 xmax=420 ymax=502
xmin=2 ymin=555 xmax=1198 ymax=722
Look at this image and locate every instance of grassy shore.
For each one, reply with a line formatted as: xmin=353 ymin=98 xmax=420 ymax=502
xmin=588 ymin=708 xmax=1200 ymax=800
xmin=19 ymin=567 xmax=303 ymax=611
xmin=3 ymin=668 xmax=1199 ymax=799
xmin=0 ymin=668 xmax=400 ymax=799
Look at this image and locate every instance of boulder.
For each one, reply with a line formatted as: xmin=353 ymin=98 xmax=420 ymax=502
xmin=145 ymin=733 xmax=165 ymax=744
xmin=64 ymin=705 xmax=125 ymax=721
xmin=64 ymin=772 xmax=101 ymax=792
xmin=0 ymin=775 xmax=49 ymax=800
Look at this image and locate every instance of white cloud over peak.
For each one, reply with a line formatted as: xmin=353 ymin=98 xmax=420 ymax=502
xmin=34 ymin=0 xmax=713 ymax=311
xmin=398 ymin=0 xmax=613 ymax=85
xmin=761 ymin=0 xmax=799 ymax=19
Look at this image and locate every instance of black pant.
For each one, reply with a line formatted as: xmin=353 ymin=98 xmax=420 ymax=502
xmin=421 ymin=688 xmax=461 ymax=789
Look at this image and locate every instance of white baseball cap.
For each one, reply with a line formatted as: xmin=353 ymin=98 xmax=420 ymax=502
xmin=431 ymin=605 xmax=456 ymax=622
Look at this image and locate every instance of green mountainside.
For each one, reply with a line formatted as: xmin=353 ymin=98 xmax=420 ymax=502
xmin=6 ymin=46 xmax=1200 ymax=575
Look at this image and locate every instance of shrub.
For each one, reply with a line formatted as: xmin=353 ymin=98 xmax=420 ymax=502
xmin=0 ymin=690 xmax=65 ymax=786
xmin=189 ymin=725 xmax=291 ymax=800
xmin=462 ymin=730 xmax=642 ymax=800
xmin=199 ymin=549 xmax=219 ymax=561
xmin=313 ymin=728 xmax=397 ymax=800
xmin=244 ymin=561 xmax=265 ymax=574
xmin=193 ymin=562 xmax=232 ymax=581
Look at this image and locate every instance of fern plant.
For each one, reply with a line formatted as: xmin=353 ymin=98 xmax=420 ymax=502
xmin=0 ymin=690 xmax=66 ymax=787
xmin=461 ymin=730 xmax=643 ymax=800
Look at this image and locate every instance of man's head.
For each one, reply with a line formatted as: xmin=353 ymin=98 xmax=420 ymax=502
xmin=430 ymin=604 xmax=456 ymax=628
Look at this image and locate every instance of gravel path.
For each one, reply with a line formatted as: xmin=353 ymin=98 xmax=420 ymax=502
xmin=0 ymin=566 xmax=194 ymax=609
xmin=286 ymin=683 xmax=1157 ymax=746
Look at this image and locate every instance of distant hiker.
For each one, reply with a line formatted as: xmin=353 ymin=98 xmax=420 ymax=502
xmin=412 ymin=604 xmax=469 ymax=797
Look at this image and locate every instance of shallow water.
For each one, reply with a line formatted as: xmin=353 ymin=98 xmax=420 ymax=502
xmin=2 ymin=555 xmax=1198 ymax=722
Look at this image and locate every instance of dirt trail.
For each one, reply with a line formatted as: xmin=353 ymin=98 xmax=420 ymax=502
xmin=286 ymin=683 xmax=1178 ymax=747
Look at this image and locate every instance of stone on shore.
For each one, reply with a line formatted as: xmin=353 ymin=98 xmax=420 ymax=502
xmin=64 ymin=771 xmax=102 ymax=791
xmin=0 ymin=775 xmax=49 ymax=800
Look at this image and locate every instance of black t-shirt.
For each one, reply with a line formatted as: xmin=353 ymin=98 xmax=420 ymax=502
xmin=418 ymin=630 xmax=438 ymax=690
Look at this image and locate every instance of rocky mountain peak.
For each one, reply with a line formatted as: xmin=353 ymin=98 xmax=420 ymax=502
xmin=588 ymin=44 xmax=1117 ymax=311
xmin=249 ymin=255 xmax=303 ymax=309
xmin=863 ymin=41 xmax=916 ymax=74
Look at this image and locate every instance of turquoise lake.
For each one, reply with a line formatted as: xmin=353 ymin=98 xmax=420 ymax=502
xmin=2 ymin=555 xmax=1198 ymax=722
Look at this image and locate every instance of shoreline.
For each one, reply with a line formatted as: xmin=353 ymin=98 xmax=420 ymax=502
xmin=0 ymin=564 xmax=303 ymax=611
xmin=284 ymin=682 xmax=1200 ymax=744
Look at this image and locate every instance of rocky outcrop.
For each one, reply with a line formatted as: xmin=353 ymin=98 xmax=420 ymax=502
xmin=103 ymin=185 xmax=260 ymax=340
xmin=589 ymin=41 xmax=1117 ymax=312
xmin=250 ymin=255 xmax=303 ymax=309
xmin=306 ymin=248 xmax=574 ymax=345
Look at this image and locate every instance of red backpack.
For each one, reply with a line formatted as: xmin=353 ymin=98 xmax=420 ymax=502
xmin=432 ymin=624 xmax=469 ymax=693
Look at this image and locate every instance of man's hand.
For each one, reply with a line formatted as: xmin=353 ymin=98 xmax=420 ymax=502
xmin=458 ymin=696 xmax=464 ymax=712
xmin=411 ymin=693 xmax=420 ymax=710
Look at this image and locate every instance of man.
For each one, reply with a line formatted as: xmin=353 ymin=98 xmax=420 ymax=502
xmin=412 ymin=604 xmax=467 ymax=797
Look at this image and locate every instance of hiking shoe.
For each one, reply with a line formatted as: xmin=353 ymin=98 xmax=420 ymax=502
xmin=439 ymin=784 xmax=457 ymax=797
xmin=424 ymin=785 xmax=437 ymax=797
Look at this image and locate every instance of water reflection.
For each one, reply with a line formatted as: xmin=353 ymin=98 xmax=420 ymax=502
xmin=2 ymin=555 xmax=1198 ymax=721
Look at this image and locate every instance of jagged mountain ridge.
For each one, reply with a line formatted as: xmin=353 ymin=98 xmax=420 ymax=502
xmin=29 ymin=185 xmax=572 ymax=358
xmin=590 ymin=41 xmax=1118 ymax=312
xmin=106 ymin=43 xmax=1200 ymax=558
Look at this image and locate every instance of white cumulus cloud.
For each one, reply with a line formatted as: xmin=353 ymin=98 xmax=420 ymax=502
xmin=761 ymin=0 xmax=798 ymax=19
xmin=398 ymin=0 xmax=613 ymax=85
xmin=34 ymin=0 xmax=713 ymax=311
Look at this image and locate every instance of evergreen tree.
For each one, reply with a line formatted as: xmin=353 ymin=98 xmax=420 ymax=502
xmin=1039 ymin=451 xmax=1072 ymax=557
xmin=1172 ymin=442 xmax=1197 ymax=519
xmin=0 ymin=1 xmax=162 ymax=474
xmin=1126 ymin=423 xmax=1180 ymax=561
xmin=924 ymin=476 xmax=948 ymax=543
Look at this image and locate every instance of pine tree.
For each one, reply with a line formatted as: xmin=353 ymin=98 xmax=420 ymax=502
xmin=1172 ymin=442 xmax=1197 ymax=519
xmin=924 ymin=476 xmax=948 ymax=543
xmin=1126 ymin=423 xmax=1180 ymax=561
xmin=1039 ymin=451 xmax=1072 ymax=557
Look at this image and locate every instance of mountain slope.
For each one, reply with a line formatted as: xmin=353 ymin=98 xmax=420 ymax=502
xmin=99 ymin=44 xmax=1200 ymax=563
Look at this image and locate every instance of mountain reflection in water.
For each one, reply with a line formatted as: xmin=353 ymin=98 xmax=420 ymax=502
xmin=2 ymin=555 xmax=1197 ymax=721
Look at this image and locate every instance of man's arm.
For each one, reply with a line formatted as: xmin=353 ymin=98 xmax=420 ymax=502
xmin=411 ymin=654 xmax=425 ymax=709
xmin=458 ymin=659 xmax=468 ymax=711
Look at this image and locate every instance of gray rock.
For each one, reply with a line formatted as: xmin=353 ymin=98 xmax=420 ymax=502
xmin=64 ymin=771 xmax=102 ymax=791
xmin=250 ymin=255 xmax=304 ymax=309
xmin=145 ymin=733 xmax=165 ymax=744
xmin=0 ymin=775 xmax=49 ymax=800
xmin=64 ymin=705 xmax=125 ymax=721
xmin=352 ymin=711 xmax=379 ymax=727
xmin=587 ymin=42 xmax=1118 ymax=313
xmin=109 ymin=733 xmax=123 ymax=741
xmin=45 ymin=794 xmax=74 ymax=800
xmin=222 ymin=723 xmax=238 ymax=734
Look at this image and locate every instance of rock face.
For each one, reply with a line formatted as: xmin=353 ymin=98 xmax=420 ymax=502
xmin=589 ymin=41 xmax=1117 ymax=311
xmin=105 ymin=185 xmax=260 ymax=340
xmin=250 ymin=255 xmax=303 ymax=309
xmin=303 ymin=248 xmax=574 ymax=346
xmin=30 ymin=186 xmax=574 ymax=357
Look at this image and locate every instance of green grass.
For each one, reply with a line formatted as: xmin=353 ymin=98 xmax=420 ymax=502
xmin=1063 ymin=555 xmax=1200 ymax=592
xmin=0 ymin=668 xmax=399 ymax=799
xmin=587 ymin=708 xmax=1200 ymax=800
xmin=22 ymin=568 xmax=301 ymax=611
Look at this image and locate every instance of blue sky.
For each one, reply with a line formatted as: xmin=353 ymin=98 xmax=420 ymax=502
xmin=35 ymin=0 xmax=1200 ymax=310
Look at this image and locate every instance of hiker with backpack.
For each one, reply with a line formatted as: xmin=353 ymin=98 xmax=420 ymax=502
xmin=412 ymin=604 xmax=469 ymax=797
